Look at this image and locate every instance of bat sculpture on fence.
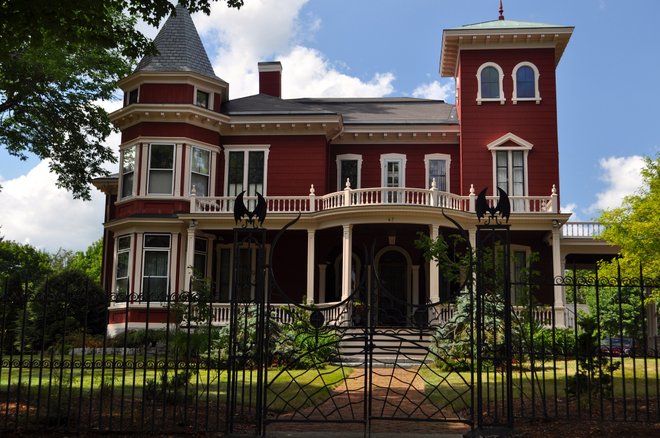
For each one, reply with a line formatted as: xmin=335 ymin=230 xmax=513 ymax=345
xmin=475 ymin=187 xmax=511 ymax=223
xmin=233 ymin=191 xmax=267 ymax=227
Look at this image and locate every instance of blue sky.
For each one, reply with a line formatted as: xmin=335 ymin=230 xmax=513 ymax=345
xmin=1 ymin=0 xmax=658 ymax=252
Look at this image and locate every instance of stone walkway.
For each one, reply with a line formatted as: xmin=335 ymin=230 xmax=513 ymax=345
xmin=267 ymin=365 xmax=470 ymax=436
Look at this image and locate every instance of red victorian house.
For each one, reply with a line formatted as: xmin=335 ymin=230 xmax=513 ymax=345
xmin=94 ymin=6 xmax=614 ymax=335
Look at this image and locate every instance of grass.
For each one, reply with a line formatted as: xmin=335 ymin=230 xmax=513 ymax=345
xmin=420 ymin=358 xmax=659 ymax=411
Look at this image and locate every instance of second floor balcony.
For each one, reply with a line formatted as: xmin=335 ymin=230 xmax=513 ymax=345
xmin=190 ymin=184 xmax=559 ymax=215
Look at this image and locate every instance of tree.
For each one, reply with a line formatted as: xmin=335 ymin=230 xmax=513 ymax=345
xmin=597 ymin=153 xmax=660 ymax=300
xmin=1 ymin=0 xmax=244 ymax=199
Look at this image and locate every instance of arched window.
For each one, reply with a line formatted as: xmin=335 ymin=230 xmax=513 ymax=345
xmin=481 ymin=67 xmax=500 ymax=98
xmin=476 ymin=62 xmax=505 ymax=104
xmin=512 ymin=62 xmax=541 ymax=103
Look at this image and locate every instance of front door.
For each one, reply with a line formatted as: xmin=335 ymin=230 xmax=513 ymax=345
xmin=377 ymin=250 xmax=408 ymax=326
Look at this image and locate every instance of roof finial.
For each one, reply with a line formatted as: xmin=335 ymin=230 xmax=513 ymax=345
xmin=498 ymin=0 xmax=505 ymax=20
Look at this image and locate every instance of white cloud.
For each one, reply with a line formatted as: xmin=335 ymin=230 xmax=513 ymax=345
xmin=412 ymin=80 xmax=454 ymax=101
xmin=587 ymin=155 xmax=645 ymax=212
xmin=561 ymin=202 xmax=579 ymax=221
xmin=194 ymin=0 xmax=395 ymax=98
xmin=0 ymin=161 xmax=105 ymax=252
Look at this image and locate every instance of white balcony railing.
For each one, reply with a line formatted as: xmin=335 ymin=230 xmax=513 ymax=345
xmin=562 ymin=221 xmax=605 ymax=238
xmin=190 ymin=184 xmax=559 ymax=215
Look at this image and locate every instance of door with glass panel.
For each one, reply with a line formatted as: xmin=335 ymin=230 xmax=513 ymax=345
xmin=383 ymin=158 xmax=403 ymax=203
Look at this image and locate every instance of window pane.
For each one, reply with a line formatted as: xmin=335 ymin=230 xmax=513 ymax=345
xmin=144 ymin=251 xmax=168 ymax=277
xmin=195 ymin=238 xmax=207 ymax=253
xmin=148 ymin=170 xmax=173 ymax=194
xmin=150 ymin=144 xmax=173 ymax=169
xmin=143 ymin=278 xmax=167 ymax=301
xmin=429 ymin=159 xmax=447 ymax=191
xmin=192 ymin=148 xmax=209 ymax=174
xmin=248 ymin=152 xmax=264 ymax=185
xmin=118 ymin=236 xmax=131 ymax=251
xmin=193 ymin=253 xmax=206 ymax=277
xmin=196 ymin=90 xmax=209 ymax=108
xmin=481 ymin=66 xmax=500 ymax=98
xmin=516 ymin=66 xmax=535 ymax=98
xmin=228 ymin=151 xmax=244 ymax=195
xmin=128 ymin=89 xmax=138 ymax=104
xmin=122 ymin=147 xmax=135 ymax=173
xmin=341 ymin=160 xmax=358 ymax=189
xmin=386 ymin=161 xmax=399 ymax=187
xmin=191 ymin=173 xmax=209 ymax=196
xmin=117 ymin=251 xmax=129 ymax=278
xmin=121 ymin=173 xmax=134 ymax=198
xmin=144 ymin=234 xmax=170 ymax=248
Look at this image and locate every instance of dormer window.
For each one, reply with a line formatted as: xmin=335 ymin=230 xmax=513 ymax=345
xmin=476 ymin=62 xmax=505 ymax=104
xmin=195 ymin=90 xmax=210 ymax=108
xmin=512 ymin=62 xmax=541 ymax=104
xmin=127 ymin=88 xmax=138 ymax=105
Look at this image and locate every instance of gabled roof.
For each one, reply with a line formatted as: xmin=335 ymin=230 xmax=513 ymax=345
xmin=134 ymin=4 xmax=219 ymax=80
xmin=223 ymin=96 xmax=458 ymax=125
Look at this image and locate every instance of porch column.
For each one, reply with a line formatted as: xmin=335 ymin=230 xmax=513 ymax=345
xmin=318 ymin=264 xmax=327 ymax=303
xmin=306 ymin=229 xmax=316 ymax=304
xmin=428 ymin=224 xmax=440 ymax=303
xmin=341 ymin=224 xmax=353 ymax=300
xmin=184 ymin=220 xmax=197 ymax=292
xmin=552 ymin=224 xmax=566 ymax=327
xmin=468 ymin=228 xmax=477 ymax=251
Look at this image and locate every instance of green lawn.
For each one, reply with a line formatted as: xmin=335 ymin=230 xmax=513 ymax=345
xmin=420 ymin=358 xmax=659 ymax=410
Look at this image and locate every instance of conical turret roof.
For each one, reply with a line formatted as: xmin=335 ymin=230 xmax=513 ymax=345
xmin=134 ymin=4 xmax=219 ymax=79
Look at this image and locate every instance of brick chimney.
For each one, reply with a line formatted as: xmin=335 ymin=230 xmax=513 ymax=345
xmin=258 ymin=61 xmax=282 ymax=98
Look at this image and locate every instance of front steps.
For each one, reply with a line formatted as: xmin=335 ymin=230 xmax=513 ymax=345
xmin=336 ymin=327 xmax=435 ymax=367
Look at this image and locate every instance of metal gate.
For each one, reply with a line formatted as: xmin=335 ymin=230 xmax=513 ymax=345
xmin=224 ymin=222 xmax=479 ymax=435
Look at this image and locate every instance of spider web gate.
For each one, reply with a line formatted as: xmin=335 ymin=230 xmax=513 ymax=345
xmin=224 ymin=217 xmax=478 ymax=436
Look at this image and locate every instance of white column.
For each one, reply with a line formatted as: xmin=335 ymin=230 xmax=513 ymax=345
xmin=341 ymin=224 xmax=353 ymax=300
xmin=318 ymin=264 xmax=327 ymax=303
xmin=552 ymin=225 xmax=566 ymax=327
xmin=306 ymin=229 xmax=316 ymax=304
xmin=184 ymin=221 xmax=197 ymax=292
xmin=468 ymin=228 xmax=477 ymax=251
xmin=428 ymin=224 xmax=440 ymax=303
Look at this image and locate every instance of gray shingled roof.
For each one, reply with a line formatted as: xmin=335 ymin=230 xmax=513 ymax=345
xmin=134 ymin=4 xmax=219 ymax=79
xmin=224 ymin=96 xmax=457 ymax=124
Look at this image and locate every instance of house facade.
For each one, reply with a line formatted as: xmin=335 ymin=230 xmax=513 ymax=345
xmin=94 ymin=6 xmax=618 ymax=335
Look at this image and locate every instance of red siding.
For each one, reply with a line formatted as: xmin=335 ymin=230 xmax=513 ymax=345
xmin=329 ymin=144 xmax=460 ymax=192
xmin=114 ymin=200 xmax=190 ymax=219
xmin=220 ymin=135 xmax=328 ymax=196
xmin=458 ymin=48 xmax=559 ymax=197
xmin=122 ymin=122 xmax=220 ymax=146
xmin=139 ymin=83 xmax=194 ymax=105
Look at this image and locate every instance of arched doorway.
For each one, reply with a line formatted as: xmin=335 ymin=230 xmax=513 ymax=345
xmin=375 ymin=247 xmax=410 ymax=326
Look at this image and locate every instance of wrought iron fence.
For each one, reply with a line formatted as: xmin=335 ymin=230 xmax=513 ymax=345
xmin=0 ymin=267 xmax=658 ymax=435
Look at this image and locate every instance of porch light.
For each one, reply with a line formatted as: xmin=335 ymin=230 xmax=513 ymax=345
xmin=388 ymin=230 xmax=396 ymax=245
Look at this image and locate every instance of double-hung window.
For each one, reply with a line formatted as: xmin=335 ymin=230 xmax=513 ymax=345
xmin=196 ymin=90 xmax=210 ymax=108
xmin=148 ymin=144 xmax=175 ymax=195
xmin=488 ymin=133 xmax=533 ymax=212
xmin=142 ymin=234 xmax=171 ymax=301
xmin=225 ymin=147 xmax=269 ymax=197
xmin=424 ymin=154 xmax=451 ymax=192
xmin=120 ymin=146 xmax=136 ymax=199
xmin=190 ymin=147 xmax=210 ymax=196
xmin=193 ymin=237 xmax=208 ymax=279
xmin=115 ymin=235 xmax=131 ymax=300
xmin=336 ymin=154 xmax=362 ymax=190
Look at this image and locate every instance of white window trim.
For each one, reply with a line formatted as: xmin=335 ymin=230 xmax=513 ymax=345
xmin=476 ymin=62 xmax=505 ymax=105
xmin=336 ymin=153 xmax=363 ymax=190
xmin=119 ymin=144 xmax=137 ymax=200
xmin=223 ymin=144 xmax=270 ymax=196
xmin=194 ymin=86 xmax=213 ymax=110
xmin=512 ymin=61 xmax=541 ymax=104
xmin=141 ymin=233 xmax=172 ymax=301
xmin=380 ymin=153 xmax=407 ymax=188
xmin=147 ymin=143 xmax=176 ymax=196
xmin=113 ymin=234 xmax=133 ymax=298
xmin=487 ymin=132 xmax=533 ymax=198
xmin=187 ymin=144 xmax=215 ymax=197
xmin=424 ymin=153 xmax=451 ymax=191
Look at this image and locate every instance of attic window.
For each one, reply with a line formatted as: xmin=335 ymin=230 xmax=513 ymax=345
xmin=196 ymin=90 xmax=210 ymax=108
xmin=127 ymin=88 xmax=138 ymax=104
